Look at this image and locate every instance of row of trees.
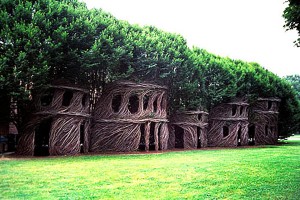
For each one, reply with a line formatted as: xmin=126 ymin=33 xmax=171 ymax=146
xmin=0 ymin=0 xmax=299 ymax=136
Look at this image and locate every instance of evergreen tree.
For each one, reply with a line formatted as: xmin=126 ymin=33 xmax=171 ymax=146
xmin=0 ymin=0 xmax=299 ymax=136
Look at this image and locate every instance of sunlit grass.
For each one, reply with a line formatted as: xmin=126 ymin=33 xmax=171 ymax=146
xmin=1 ymin=135 xmax=300 ymax=199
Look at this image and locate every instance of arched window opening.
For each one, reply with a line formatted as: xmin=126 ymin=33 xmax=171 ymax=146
xmin=248 ymin=125 xmax=255 ymax=145
xmin=268 ymin=101 xmax=272 ymax=110
xmin=153 ymin=97 xmax=158 ymax=113
xmin=80 ymin=122 xmax=85 ymax=153
xmin=232 ymin=105 xmax=237 ymax=116
xmin=175 ymin=125 xmax=184 ymax=148
xmin=240 ymin=106 xmax=244 ymax=116
xmin=237 ymin=127 xmax=242 ymax=146
xmin=223 ymin=126 xmax=229 ymax=138
xmin=112 ymin=94 xmax=122 ymax=113
xmin=82 ymin=94 xmax=88 ymax=107
xmin=198 ymin=114 xmax=202 ymax=121
xmin=41 ymin=88 xmax=55 ymax=107
xmin=149 ymin=123 xmax=156 ymax=150
xmin=274 ymin=102 xmax=278 ymax=110
xmin=139 ymin=124 xmax=145 ymax=151
xmin=128 ymin=94 xmax=139 ymax=114
xmin=197 ymin=127 xmax=201 ymax=148
xmin=143 ymin=95 xmax=149 ymax=110
xmin=34 ymin=118 xmax=52 ymax=156
xmin=62 ymin=90 xmax=73 ymax=106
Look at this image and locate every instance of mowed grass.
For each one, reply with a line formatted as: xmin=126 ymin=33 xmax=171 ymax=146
xmin=1 ymin=136 xmax=300 ymax=200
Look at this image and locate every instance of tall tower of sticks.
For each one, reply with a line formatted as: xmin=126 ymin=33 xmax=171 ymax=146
xmin=249 ymin=98 xmax=280 ymax=145
xmin=90 ymin=81 xmax=169 ymax=152
xmin=169 ymin=111 xmax=208 ymax=149
xmin=17 ymin=83 xmax=90 ymax=156
xmin=207 ymin=101 xmax=249 ymax=147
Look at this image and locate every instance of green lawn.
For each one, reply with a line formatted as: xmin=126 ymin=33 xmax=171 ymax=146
xmin=1 ymin=136 xmax=300 ymax=200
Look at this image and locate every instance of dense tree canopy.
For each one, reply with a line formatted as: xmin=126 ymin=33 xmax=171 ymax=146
xmin=284 ymin=75 xmax=300 ymax=100
xmin=283 ymin=75 xmax=300 ymax=133
xmin=0 ymin=0 xmax=299 ymax=136
xmin=283 ymin=0 xmax=300 ymax=46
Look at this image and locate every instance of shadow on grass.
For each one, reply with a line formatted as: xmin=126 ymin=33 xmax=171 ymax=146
xmin=283 ymin=141 xmax=300 ymax=146
xmin=2 ymin=136 xmax=300 ymax=160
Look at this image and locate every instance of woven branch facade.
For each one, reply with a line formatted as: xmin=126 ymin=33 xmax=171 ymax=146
xmin=15 ymin=79 xmax=282 ymax=156
xmin=249 ymin=98 xmax=280 ymax=145
xmin=207 ymin=102 xmax=249 ymax=147
xmin=90 ymin=81 xmax=169 ymax=152
xmin=17 ymin=85 xmax=90 ymax=156
xmin=169 ymin=111 xmax=208 ymax=149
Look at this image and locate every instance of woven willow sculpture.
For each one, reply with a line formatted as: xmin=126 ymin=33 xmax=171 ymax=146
xmin=16 ymin=77 xmax=282 ymax=156
xmin=207 ymin=101 xmax=249 ymax=147
xmin=90 ymin=81 xmax=169 ymax=152
xmin=249 ymin=98 xmax=280 ymax=145
xmin=17 ymin=84 xmax=90 ymax=156
xmin=169 ymin=111 xmax=208 ymax=149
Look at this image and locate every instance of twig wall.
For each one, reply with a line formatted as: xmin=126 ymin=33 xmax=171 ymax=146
xmin=17 ymin=84 xmax=90 ymax=156
xmin=90 ymin=81 xmax=169 ymax=152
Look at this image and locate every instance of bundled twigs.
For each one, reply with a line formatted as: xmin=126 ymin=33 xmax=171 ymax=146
xmin=17 ymin=84 xmax=90 ymax=156
xmin=249 ymin=98 xmax=280 ymax=145
xmin=169 ymin=111 xmax=208 ymax=149
xmin=17 ymin=79 xmax=281 ymax=156
xmin=208 ymin=101 xmax=249 ymax=147
xmin=90 ymin=81 xmax=169 ymax=152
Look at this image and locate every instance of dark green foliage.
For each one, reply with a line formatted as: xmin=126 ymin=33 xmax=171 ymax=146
xmin=188 ymin=48 xmax=300 ymax=136
xmin=1 ymin=0 xmax=49 ymax=128
xmin=284 ymin=75 xmax=300 ymax=100
xmin=0 ymin=0 xmax=299 ymax=136
xmin=283 ymin=0 xmax=300 ymax=46
xmin=283 ymin=75 xmax=300 ymax=134
xmin=188 ymin=48 xmax=238 ymax=110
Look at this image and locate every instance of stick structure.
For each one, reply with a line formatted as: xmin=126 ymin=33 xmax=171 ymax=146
xmin=207 ymin=101 xmax=249 ymax=147
xmin=249 ymin=98 xmax=280 ymax=145
xmin=16 ymin=79 xmax=281 ymax=156
xmin=169 ymin=111 xmax=208 ymax=149
xmin=17 ymin=84 xmax=90 ymax=156
xmin=90 ymin=81 xmax=169 ymax=152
